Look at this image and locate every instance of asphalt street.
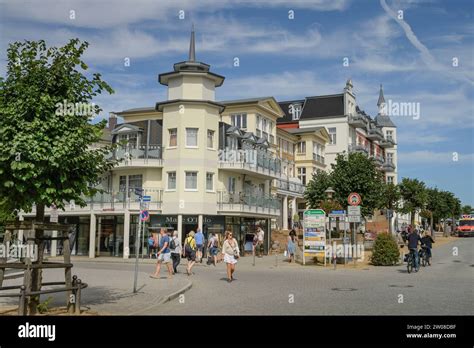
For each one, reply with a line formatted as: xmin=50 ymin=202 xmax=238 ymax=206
xmin=156 ymin=238 xmax=473 ymax=315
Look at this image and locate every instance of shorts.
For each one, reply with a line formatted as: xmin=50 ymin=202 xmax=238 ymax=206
xmin=186 ymin=250 xmax=196 ymax=262
xmin=210 ymin=247 xmax=218 ymax=256
xmin=223 ymin=253 xmax=238 ymax=265
xmin=196 ymin=244 xmax=203 ymax=252
xmin=157 ymin=252 xmax=171 ymax=263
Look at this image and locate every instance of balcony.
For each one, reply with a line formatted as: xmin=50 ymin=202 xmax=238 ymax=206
xmin=348 ymin=114 xmax=369 ymax=129
xmin=217 ymin=191 xmax=281 ymax=217
xmin=379 ymin=137 xmax=396 ymax=148
xmin=218 ymin=148 xmax=282 ymax=179
xmin=381 ymin=160 xmax=396 ymax=172
xmin=312 ymin=153 xmax=325 ymax=165
xmin=32 ymin=188 xmax=163 ymax=214
xmin=274 ymin=178 xmax=305 ymax=197
xmin=348 ymin=144 xmax=370 ymax=155
xmin=366 ymin=127 xmax=384 ymax=141
xmin=110 ymin=144 xmax=163 ymax=169
xmin=371 ymin=154 xmax=385 ymax=165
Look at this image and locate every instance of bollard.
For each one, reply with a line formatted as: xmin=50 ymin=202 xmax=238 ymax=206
xmin=333 ymin=242 xmax=337 ymax=270
xmin=253 ymin=248 xmax=255 ymax=266
xmin=275 ymin=252 xmax=278 ymax=267
xmin=75 ymin=279 xmax=82 ymax=315
xmin=71 ymin=275 xmax=77 ymax=314
xmin=18 ymin=286 xmax=26 ymax=316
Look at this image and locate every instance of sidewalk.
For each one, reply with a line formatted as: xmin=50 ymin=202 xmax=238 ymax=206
xmin=0 ymin=260 xmax=192 ymax=315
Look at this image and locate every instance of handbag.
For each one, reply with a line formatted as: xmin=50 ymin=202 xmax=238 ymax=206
xmin=230 ymin=239 xmax=239 ymax=259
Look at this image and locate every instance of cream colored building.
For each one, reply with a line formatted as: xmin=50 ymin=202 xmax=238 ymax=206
xmin=24 ymin=29 xmax=330 ymax=258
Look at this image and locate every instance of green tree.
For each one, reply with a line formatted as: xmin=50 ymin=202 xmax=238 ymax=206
xmin=461 ymin=205 xmax=473 ymax=215
xmin=0 ymin=39 xmax=115 ymax=313
xmin=380 ymin=183 xmax=401 ymax=234
xmin=398 ymin=178 xmax=428 ymax=226
xmin=329 ymin=152 xmax=384 ymax=217
xmin=304 ymin=169 xmax=333 ymax=208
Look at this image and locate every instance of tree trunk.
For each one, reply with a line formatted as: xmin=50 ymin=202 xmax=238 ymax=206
xmin=29 ymin=203 xmax=45 ymax=315
xmin=411 ymin=210 xmax=416 ymax=227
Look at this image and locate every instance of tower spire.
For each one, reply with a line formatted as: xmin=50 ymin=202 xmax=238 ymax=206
xmin=377 ymin=84 xmax=385 ymax=107
xmin=188 ymin=23 xmax=195 ymax=62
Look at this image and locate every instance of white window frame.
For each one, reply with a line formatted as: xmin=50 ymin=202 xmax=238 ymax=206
xmin=168 ymin=128 xmax=177 ymax=148
xmin=231 ymin=113 xmax=247 ymax=129
xmin=328 ymin=127 xmax=337 ymax=145
xmin=166 ymin=171 xmax=176 ymax=191
xmin=386 ymin=130 xmax=394 ymax=141
xmin=291 ymin=104 xmax=302 ymax=120
xmin=186 ymin=128 xmax=198 ymax=148
xmin=207 ymin=129 xmax=215 ymax=150
xmin=206 ymin=172 xmax=214 ymax=192
xmin=297 ymin=141 xmax=306 ymax=154
xmin=185 ymin=171 xmax=198 ymax=191
xmin=297 ymin=167 xmax=306 ymax=185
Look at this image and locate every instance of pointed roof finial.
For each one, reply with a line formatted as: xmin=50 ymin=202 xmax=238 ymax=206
xmin=377 ymin=84 xmax=385 ymax=107
xmin=188 ymin=23 xmax=196 ymax=62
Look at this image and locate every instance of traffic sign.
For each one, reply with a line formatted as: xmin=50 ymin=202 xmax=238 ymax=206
xmin=50 ymin=205 xmax=58 ymax=223
xmin=348 ymin=192 xmax=361 ymax=206
xmin=142 ymin=195 xmax=151 ymax=202
xmin=140 ymin=210 xmax=150 ymax=222
xmin=331 ymin=210 xmax=346 ymax=215
xmin=134 ymin=188 xmax=144 ymax=196
xmin=347 ymin=206 xmax=361 ymax=216
xmin=348 ymin=215 xmax=361 ymax=223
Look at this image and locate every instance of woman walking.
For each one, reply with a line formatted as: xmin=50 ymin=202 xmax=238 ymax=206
xmin=170 ymin=230 xmax=181 ymax=274
xmin=183 ymin=231 xmax=197 ymax=276
xmin=221 ymin=230 xmax=240 ymax=283
xmin=287 ymin=234 xmax=296 ymax=263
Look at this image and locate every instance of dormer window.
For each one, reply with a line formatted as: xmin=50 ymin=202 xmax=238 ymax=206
xmin=290 ymin=103 xmax=302 ymax=120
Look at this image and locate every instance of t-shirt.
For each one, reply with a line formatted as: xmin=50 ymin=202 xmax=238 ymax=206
xmin=407 ymin=233 xmax=421 ymax=249
xmin=195 ymin=232 xmax=204 ymax=245
xmin=159 ymin=235 xmax=170 ymax=253
xmin=257 ymin=230 xmax=264 ymax=242
xmin=209 ymin=236 xmax=218 ymax=248
xmin=185 ymin=236 xmax=196 ymax=250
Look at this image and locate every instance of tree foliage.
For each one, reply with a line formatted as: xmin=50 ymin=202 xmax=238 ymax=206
xmin=398 ymin=178 xmax=428 ymax=225
xmin=304 ymin=169 xmax=333 ymax=209
xmin=0 ymin=39 xmax=115 ymax=216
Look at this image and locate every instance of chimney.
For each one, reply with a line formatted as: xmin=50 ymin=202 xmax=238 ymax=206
xmin=108 ymin=112 xmax=117 ymax=130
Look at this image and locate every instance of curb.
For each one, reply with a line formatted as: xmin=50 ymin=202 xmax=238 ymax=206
xmin=156 ymin=280 xmax=193 ymax=305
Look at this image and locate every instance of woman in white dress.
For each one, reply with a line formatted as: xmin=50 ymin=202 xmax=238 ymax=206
xmin=221 ymin=230 xmax=240 ymax=283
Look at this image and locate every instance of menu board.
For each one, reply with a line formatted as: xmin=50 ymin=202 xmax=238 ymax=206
xmin=303 ymin=209 xmax=326 ymax=265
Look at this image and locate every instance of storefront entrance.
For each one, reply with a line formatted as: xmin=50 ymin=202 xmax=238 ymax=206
xmin=96 ymin=215 xmax=124 ymax=257
xmin=225 ymin=217 xmax=269 ymax=256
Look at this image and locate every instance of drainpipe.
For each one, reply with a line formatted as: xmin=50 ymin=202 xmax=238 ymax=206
xmin=146 ymin=120 xmax=151 ymax=159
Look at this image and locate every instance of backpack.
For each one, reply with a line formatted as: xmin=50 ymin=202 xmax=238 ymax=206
xmin=169 ymin=237 xmax=176 ymax=250
xmin=185 ymin=237 xmax=195 ymax=255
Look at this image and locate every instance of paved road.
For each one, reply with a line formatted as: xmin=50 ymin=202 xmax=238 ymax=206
xmin=155 ymin=238 xmax=473 ymax=315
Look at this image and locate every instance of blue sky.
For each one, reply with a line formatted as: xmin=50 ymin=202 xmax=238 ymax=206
xmin=1 ymin=0 xmax=473 ymax=205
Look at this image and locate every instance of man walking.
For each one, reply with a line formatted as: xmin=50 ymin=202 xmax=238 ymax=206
xmin=150 ymin=228 xmax=173 ymax=279
xmin=256 ymin=226 xmax=265 ymax=258
xmin=195 ymin=228 xmax=204 ymax=263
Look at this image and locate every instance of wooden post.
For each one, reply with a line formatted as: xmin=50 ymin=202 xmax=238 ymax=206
xmin=0 ymin=229 xmax=12 ymax=287
xmin=63 ymin=232 xmax=73 ymax=313
xmin=75 ymin=279 xmax=82 ymax=315
xmin=18 ymin=285 xmax=26 ymax=316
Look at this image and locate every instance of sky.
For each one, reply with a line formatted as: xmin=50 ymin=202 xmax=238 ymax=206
xmin=0 ymin=0 xmax=473 ymax=205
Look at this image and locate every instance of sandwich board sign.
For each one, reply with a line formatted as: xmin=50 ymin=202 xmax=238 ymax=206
xmin=302 ymin=209 xmax=326 ymax=266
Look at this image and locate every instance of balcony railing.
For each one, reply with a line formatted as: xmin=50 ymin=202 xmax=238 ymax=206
xmin=379 ymin=138 xmax=396 ymax=148
xmin=274 ymin=179 xmax=305 ymax=195
xmin=218 ymin=149 xmax=282 ymax=178
xmin=35 ymin=188 xmax=164 ymax=213
xmin=367 ymin=127 xmax=384 ymax=141
xmin=312 ymin=153 xmax=325 ymax=164
xmin=109 ymin=144 xmax=163 ymax=167
xmin=217 ymin=190 xmax=281 ymax=216
xmin=348 ymin=114 xmax=369 ymax=128
xmin=381 ymin=160 xmax=396 ymax=172
xmin=348 ymin=144 xmax=370 ymax=154
xmin=371 ymin=154 xmax=385 ymax=165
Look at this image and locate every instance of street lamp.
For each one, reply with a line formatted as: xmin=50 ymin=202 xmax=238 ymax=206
xmin=325 ymin=187 xmax=335 ymax=200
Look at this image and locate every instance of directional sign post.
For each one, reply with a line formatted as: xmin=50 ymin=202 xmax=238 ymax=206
xmin=347 ymin=192 xmax=361 ymax=266
xmin=302 ymin=209 xmax=326 ymax=266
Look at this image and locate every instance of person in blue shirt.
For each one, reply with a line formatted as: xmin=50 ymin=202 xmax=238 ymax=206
xmin=195 ymin=228 xmax=205 ymax=263
xmin=150 ymin=228 xmax=173 ymax=279
xmin=407 ymin=229 xmax=422 ymax=271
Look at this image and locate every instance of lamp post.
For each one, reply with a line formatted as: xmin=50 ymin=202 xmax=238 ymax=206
xmin=325 ymin=187 xmax=336 ymax=269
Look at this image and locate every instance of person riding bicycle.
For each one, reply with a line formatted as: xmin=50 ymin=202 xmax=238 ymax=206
xmin=407 ymin=228 xmax=422 ymax=271
xmin=420 ymin=232 xmax=435 ymax=260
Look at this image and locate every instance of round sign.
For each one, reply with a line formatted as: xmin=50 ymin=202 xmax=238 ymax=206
xmin=348 ymin=192 xmax=361 ymax=206
xmin=140 ymin=210 xmax=150 ymax=222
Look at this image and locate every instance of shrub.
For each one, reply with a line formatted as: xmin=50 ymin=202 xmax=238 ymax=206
xmin=370 ymin=233 xmax=400 ymax=266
